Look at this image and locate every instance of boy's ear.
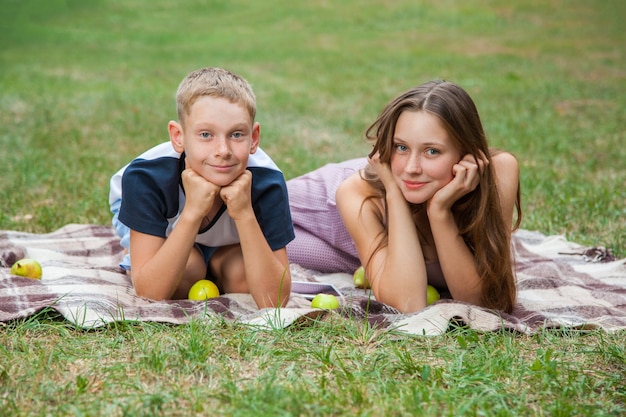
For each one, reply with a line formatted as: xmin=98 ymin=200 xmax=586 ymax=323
xmin=168 ymin=121 xmax=184 ymax=153
xmin=249 ymin=122 xmax=260 ymax=154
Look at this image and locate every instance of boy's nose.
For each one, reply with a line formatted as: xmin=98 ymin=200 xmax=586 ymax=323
xmin=215 ymin=137 xmax=232 ymax=157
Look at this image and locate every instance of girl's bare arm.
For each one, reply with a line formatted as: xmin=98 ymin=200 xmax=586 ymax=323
xmin=337 ymin=171 xmax=428 ymax=313
xmin=427 ymin=152 xmax=519 ymax=305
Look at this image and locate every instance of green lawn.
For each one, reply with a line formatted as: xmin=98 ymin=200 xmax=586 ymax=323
xmin=1 ymin=0 xmax=625 ymax=415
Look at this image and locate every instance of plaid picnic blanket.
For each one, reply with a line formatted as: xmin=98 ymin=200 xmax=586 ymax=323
xmin=1 ymin=224 xmax=625 ymax=335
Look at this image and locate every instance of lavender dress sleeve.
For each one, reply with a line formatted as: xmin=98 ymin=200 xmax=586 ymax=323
xmin=286 ymin=158 xmax=367 ymax=273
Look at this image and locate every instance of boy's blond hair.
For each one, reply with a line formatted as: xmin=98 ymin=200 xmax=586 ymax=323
xmin=175 ymin=67 xmax=256 ymax=126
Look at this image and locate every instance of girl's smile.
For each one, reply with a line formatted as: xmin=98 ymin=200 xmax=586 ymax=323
xmin=402 ymin=180 xmax=428 ymax=190
xmin=390 ymin=110 xmax=461 ymax=204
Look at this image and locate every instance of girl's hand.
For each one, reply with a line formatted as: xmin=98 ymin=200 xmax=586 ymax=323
xmin=220 ymin=170 xmax=254 ymax=221
xmin=368 ymin=152 xmax=401 ymax=195
xmin=428 ymin=152 xmax=488 ymax=212
xmin=181 ymin=158 xmax=221 ymax=220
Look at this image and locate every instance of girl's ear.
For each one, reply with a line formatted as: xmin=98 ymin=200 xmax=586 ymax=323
xmin=249 ymin=122 xmax=260 ymax=154
xmin=168 ymin=120 xmax=184 ymax=153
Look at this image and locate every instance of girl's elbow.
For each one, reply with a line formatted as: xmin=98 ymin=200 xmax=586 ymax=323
xmin=381 ymin=293 xmax=427 ymax=313
xmin=396 ymin=301 xmax=427 ymax=314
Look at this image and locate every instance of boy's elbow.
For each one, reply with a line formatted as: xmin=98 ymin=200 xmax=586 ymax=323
xmin=255 ymin=291 xmax=291 ymax=309
xmin=278 ymin=280 xmax=292 ymax=307
xmin=269 ymin=276 xmax=292 ymax=308
xmin=131 ymin=274 xmax=169 ymax=301
xmin=255 ymin=270 xmax=291 ymax=309
xmin=134 ymin=286 xmax=166 ymax=301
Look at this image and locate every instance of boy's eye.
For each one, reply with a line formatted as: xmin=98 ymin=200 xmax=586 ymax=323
xmin=231 ymin=132 xmax=243 ymax=139
xmin=200 ymin=132 xmax=211 ymax=139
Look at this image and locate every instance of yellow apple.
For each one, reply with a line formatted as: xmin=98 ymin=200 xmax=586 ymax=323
xmin=310 ymin=293 xmax=340 ymax=310
xmin=10 ymin=258 xmax=42 ymax=279
xmin=426 ymin=285 xmax=440 ymax=305
xmin=353 ymin=265 xmax=370 ymax=289
xmin=188 ymin=279 xmax=220 ymax=300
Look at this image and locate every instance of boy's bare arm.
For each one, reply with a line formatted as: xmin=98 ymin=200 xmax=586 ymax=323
xmin=129 ymin=215 xmax=205 ymax=300
xmin=236 ymin=225 xmax=292 ymax=308
xmin=220 ymin=170 xmax=292 ymax=308
xmin=130 ymin=165 xmax=221 ymax=300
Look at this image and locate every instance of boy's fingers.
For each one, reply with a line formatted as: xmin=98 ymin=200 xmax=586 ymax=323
xmin=220 ymin=171 xmax=251 ymax=200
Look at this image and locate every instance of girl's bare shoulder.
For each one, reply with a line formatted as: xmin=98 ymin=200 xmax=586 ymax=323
xmin=336 ymin=171 xmax=384 ymax=216
xmin=337 ymin=171 xmax=376 ymax=200
xmin=490 ymin=150 xmax=519 ymax=172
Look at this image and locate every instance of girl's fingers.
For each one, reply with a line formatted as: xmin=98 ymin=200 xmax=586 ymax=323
xmin=367 ymin=152 xmax=381 ymax=165
xmin=460 ymin=152 xmax=491 ymax=176
xmin=455 ymin=160 xmax=480 ymax=190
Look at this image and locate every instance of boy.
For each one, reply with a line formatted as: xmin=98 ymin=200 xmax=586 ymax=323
xmin=109 ymin=67 xmax=294 ymax=308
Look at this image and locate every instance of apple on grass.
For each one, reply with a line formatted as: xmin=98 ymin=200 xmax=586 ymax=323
xmin=10 ymin=258 xmax=42 ymax=279
xmin=353 ymin=265 xmax=370 ymax=289
xmin=188 ymin=279 xmax=220 ymax=300
xmin=426 ymin=285 xmax=440 ymax=305
xmin=310 ymin=293 xmax=340 ymax=310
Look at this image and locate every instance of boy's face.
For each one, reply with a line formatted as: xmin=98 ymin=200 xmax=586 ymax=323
xmin=170 ymin=96 xmax=259 ymax=187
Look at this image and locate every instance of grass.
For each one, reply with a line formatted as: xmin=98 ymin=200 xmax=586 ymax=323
xmin=1 ymin=0 xmax=625 ymax=415
xmin=1 ymin=312 xmax=625 ymax=416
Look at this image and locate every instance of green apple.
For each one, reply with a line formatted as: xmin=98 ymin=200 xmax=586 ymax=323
xmin=426 ymin=285 xmax=440 ymax=305
xmin=188 ymin=279 xmax=220 ymax=300
xmin=353 ymin=265 xmax=370 ymax=289
xmin=310 ymin=293 xmax=340 ymax=310
xmin=10 ymin=258 xmax=42 ymax=279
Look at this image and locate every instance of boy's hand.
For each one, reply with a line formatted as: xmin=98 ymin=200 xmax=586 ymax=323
xmin=220 ymin=170 xmax=254 ymax=221
xmin=428 ymin=152 xmax=488 ymax=212
xmin=181 ymin=159 xmax=221 ymax=220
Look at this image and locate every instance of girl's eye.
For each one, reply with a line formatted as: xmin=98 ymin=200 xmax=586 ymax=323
xmin=394 ymin=143 xmax=408 ymax=152
xmin=425 ymin=148 xmax=440 ymax=155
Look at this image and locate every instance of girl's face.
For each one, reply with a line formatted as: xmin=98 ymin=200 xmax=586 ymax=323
xmin=390 ymin=110 xmax=462 ymax=204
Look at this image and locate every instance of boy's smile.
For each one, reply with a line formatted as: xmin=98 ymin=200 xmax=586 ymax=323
xmin=170 ymin=96 xmax=260 ymax=187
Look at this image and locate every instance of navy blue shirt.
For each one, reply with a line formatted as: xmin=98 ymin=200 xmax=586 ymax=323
xmin=109 ymin=142 xmax=294 ymax=254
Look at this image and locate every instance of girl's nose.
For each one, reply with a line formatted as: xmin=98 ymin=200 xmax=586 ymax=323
xmin=405 ymin=154 xmax=422 ymax=174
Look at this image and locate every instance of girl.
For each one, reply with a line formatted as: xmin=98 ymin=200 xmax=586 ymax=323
xmin=287 ymin=80 xmax=521 ymax=313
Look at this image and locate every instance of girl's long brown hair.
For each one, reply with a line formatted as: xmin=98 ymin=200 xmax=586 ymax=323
xmin=363 ymin=80 xmax=521 ymax=313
